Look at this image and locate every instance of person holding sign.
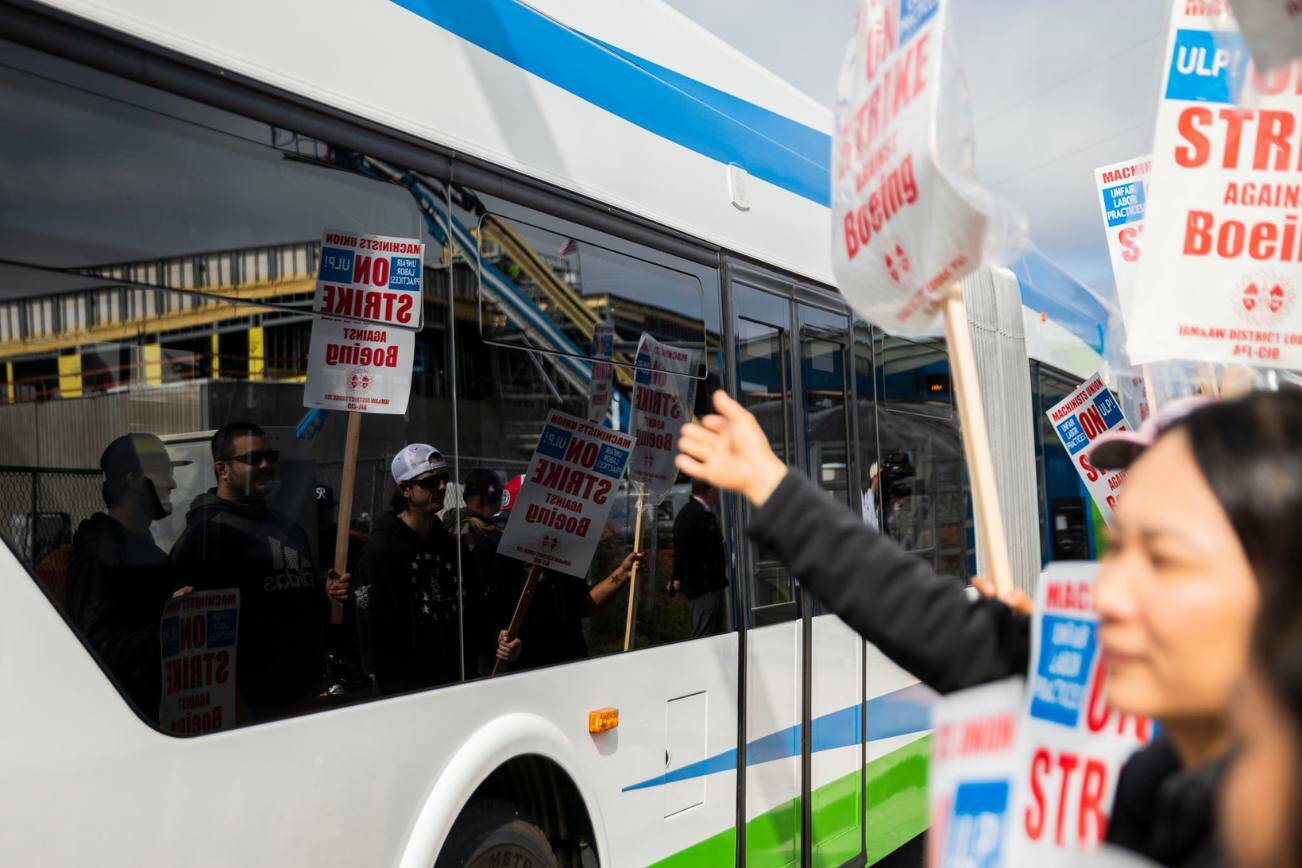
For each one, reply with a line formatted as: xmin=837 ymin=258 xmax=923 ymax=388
xmin=354 ymin=444 xmax=492 ymax=693
xmin=677 ymin=388 xmax=1302 ymax=867
xmin=171 ymin=422 xmax=349 ymax=721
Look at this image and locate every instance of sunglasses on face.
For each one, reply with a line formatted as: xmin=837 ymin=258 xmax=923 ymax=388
xmin=408 ymin=474 xmax=449 ymax=491
xmin=220 ymin=449 xmax=280 ymax=466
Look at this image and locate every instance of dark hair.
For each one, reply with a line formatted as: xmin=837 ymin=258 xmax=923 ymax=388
xmin=101 ymin=477 xmax=130 ymax=509
xmin=463 ymin=469 xmax=503 ymax=510
xmin=211 ymin=421 xmax=266 ymax=461
xmin=690 ymin=479 xmax=714 ymax=497
xmin=1174 ymin=388 xmax=1302 ymax=608
xmin=389 ymin=484 xmax=410 ymax=515
xmin=1174 ymin=388 xmax=1302 ymax=860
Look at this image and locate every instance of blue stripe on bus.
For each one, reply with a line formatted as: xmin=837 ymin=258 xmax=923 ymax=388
xmin=387 ymin=0 xmax=832 ymax=206
xmin=621 ymin=682 xmax=935 ymax=793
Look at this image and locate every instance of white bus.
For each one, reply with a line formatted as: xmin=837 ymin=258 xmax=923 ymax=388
xmin=0 ymin=1 xmax=1097 ymax=865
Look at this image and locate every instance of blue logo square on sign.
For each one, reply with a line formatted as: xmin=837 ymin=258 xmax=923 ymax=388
xmin=388 ymin=256 xmax=421 ymax=291
xmin=593 ymin=444 xmax=630 ymax=479
xmin=207 ymin=608 xmax=238 ymax=648
xmin=160 ymin=615 xmax=180 ymax=657
xmin=1055 ymin=416 xmax=1088 ymax=455
xmin=1092 ymin=390 xmax=1125 ymax=430
xmin=319 ymin=247 xmax=354 ymax=284
xmin=1164 ymin=29 xmax=1249 ymax=104
xmin=537 ymin=425 xmax=572 ymax=460
xmin=945 ymin=780 xmax=1009 ymax=868
xmin=899 ymin=0 xmax=938 ymax=45
xmin=1030 ymin=614 xmax=1099 ymax=728
xmin=1102 ymin=181 xmax=1146 ymax=228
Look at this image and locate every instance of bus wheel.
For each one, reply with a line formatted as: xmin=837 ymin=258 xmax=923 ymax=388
xmin=435 ymin=798 xmax=560 ymax=868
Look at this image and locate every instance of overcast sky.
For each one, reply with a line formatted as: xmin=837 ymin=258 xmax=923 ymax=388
xmin=664 ymin=0 xmax=1170 ymax=305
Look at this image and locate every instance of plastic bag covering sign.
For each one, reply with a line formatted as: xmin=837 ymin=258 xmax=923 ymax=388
xmin=499 ymin=410 xmax=633 ymax=578
xmin=1093 ymin=156 xmax=1151 ymax=323
xmin=1132 ymin=2 xmax=1302 ymax=369
xmin=928 ymin=678 xmax=1022 ymax=868
xmin=303 ymin=317 xmax=415 ymax=414
xmin=1045 ymin=373 xmax=1129 ymax=526
xmin=629 ymin=334 xmax=699 ymax=498
xmin=314 ymin=229 xmax=424 ymax=330
xmin=1229 ymin=0 xmax=1302 ymax=74
xmin=158 ymin=588 xmax=239 ymax=736
xmin=1016 ymin=563 xmax=1153 ymax=858
xmin=831 ymin=0 xmax=987 ymax=336
xmin=588 ymin=320 xmax=616 ymax=424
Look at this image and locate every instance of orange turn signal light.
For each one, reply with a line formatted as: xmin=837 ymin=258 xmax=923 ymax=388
xmin=588 ymin=707 xmax=619 ymax=734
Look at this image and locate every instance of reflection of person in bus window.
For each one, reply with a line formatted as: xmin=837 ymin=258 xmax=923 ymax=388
xmin=66 ymin=433 xmax=188 ymax=720
xmin=170 ymin=422 xmax=348 ymax=721
xmin=671 ymin=480 xmax=729 ymax=638
xmin=482 ymin=475 xmax=646 ymax=672
xmin=355 ymin=444 xmax=484 ymax=694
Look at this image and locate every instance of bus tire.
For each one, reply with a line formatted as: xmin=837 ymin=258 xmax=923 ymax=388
xmin=435 ymin=797 xmax=560 ymax=868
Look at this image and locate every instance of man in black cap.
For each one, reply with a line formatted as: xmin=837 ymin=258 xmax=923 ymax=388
xmin=66 ymin=433 xmax=189 ymax=719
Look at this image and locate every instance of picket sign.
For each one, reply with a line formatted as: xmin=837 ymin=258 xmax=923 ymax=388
xmin=588 ymin=319 xmax=616 ymax=424
xmin=1131 ymin=1 xmax=1302 ymax=371
xmin=928 ymin=563 xmax=1154 ymax=865
xmin=1229 ymin=0 xmax=1302 ymax=73
xmin=304 ymin=229 xmax=423 ymax=621
xmin=494 ymin=411 xmax=634 ymax=667
xmin=158 ymin=588 xmax=240 ymax=735
xmin=1045 ymin=373 xmax=1130 ymax=527
xmin=832 ymin=0 xmax=1015 ymax=593
xmin=1093 ymin=156 xmax=1151 ymax=330
xmin=928 ymin=678 xmax=1023 ymax=867
xmin=625 ymin=333 xmax=699 ymax=648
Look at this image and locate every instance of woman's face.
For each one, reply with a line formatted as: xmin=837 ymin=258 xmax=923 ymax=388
xmin=1095 ymin=431 xmax=1258 ymax=721
xmin=1222 ymin=669 xmax=1298 ymax=868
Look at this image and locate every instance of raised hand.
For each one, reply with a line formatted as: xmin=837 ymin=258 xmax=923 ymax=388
xmin=675 ymin=390 xmax=788 ymax=507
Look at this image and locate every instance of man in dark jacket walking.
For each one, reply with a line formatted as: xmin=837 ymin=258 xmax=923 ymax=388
xmin=671 ymin=480 xmax=729 ymax=637
xmin=171 ymin=422 xmax=348 ymax=721
xmin=66 ymin=433 xmax=188 ymax=719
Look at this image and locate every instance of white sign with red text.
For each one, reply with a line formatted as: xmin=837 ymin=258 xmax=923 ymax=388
xmin=1131 ymin=2 xmax=1302 ymax=369
xmin=314 ymin=229 xmax=424 ymax=330
xmin=1094 ymin=156 xmax=1151 ymax=325
xmin=1230 ymin=0 xmax=1302 ymax=73
xmin=831 ymin=0 xmax=989 ymax=337
xmin=303 ymin=317 xmax=415 ymax=414
xmin=158 ymin=588 xmax=239 ymax=736
xmin=629 ymin=334 xmax=699 ymax=499
xmin=928 ymin=678 xmax=1023 ymax=868
xmin=588 ymin=319 xmax=616 ymax=424
xmin=498 ymin=410 xmax=633 ymax=578
xmin=1015 ymin=562 xmax=1154 ymax=859
xmin=1046 ymin=373 xmax=1130 ymax=527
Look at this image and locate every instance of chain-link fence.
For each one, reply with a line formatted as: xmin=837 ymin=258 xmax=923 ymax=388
xmin=0 ymin=465 xmax=101 ymax=605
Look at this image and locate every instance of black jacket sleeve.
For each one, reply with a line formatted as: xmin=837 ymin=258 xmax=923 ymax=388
xmin=747 ymin=471 xmax=1030 ymax=694
xmin=354 ymin=547 xmax=414 ymax=693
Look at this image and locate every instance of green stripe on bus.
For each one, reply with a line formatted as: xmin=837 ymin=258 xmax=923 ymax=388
xmin=647 ymin=736 xmax=931 ymax=868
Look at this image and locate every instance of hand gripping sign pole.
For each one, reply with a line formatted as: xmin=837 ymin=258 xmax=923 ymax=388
xmin=622 ymin=483 xmax=648 ymax=652
xmin=832 ymin=0 xmax=1025 ymax=593
xmin=491 ymin=565 xmax=543 ymax=677
xmin=942 ymin=286 xmax=1016 ymax=593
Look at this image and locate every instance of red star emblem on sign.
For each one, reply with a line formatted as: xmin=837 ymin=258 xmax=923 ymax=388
xmin=541 ymin=534 xmax=560 ymax=551
xmin=1243 ymin=283 xmax=1259 ymax=311
xmin=1269 ymin=284 xmax=1286 ymax=313
xmin=883 ymin=242 xmax=911 ymax=284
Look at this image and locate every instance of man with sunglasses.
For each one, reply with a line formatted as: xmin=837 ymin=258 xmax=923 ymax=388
xmin=354 ymin=443 xmax=495 ymax=694
xmin=171 ymin=421 xmax=348 ymax=722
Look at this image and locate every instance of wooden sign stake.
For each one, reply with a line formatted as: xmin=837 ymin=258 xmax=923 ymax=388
xmin=491 ymin=564 xmax=544 ymax=677
xmin=330 ymin=410 xmax=361 ymax=625
xmin=622 ymin=484 xmax=648 ymax=652
xmin=942 ymin=283 xmax=1015 ymax=596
